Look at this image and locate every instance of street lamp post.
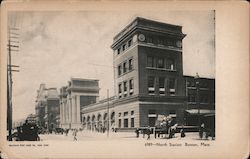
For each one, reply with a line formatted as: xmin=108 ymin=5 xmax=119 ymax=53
xmin=107 ymin=89 xmax=110 ymax=138
xmin=194 ymin=73 xmax=200 ymax=127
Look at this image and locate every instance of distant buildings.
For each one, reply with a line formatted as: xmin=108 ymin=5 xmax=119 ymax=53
xmin=35 ymin=84 xmax=60 ymax=131
xmin=184 ymin=76 xmax=215 ymax=126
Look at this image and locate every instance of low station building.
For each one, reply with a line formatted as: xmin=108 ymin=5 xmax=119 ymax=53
xmin=80 ymin=17 xmax=215 ymax=131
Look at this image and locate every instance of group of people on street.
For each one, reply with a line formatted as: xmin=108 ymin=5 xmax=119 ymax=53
xmin=153 ymin=116 xmax=182 ymax=139
xmin=135 ymin=126 xmax=152 ymax=140
xmin=12 ymin=120 xmax=39 ymax=141
xmin=135 ymin=124 xmax=187 ymax=140
xmin=199 ymin=123 xmax=215 ymax=140
xmin=134 ymin=115 xmax=189 ymax=140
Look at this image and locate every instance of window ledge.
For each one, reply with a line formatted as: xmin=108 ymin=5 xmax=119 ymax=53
xmin=146 ymin=67 xmax=176 ymax=72
xmin=117 ymin=69 xmax=134 ymax=78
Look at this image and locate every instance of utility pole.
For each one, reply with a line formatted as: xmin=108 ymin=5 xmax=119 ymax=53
xmin=107 ymin=89 xmax=109 ymax=138
xmin=7 ymin=27 xmax=20 ymax=141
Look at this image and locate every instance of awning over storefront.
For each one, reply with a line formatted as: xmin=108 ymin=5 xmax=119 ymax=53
xmin=185 ymin=109 xmax=215 ymax=115
xmin=148 ymin=114 xmax=157 ymax=117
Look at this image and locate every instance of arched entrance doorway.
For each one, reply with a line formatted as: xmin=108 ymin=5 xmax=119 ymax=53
xmin=91 ymin=115 xmax=96 ymax=131
xmin=82 ymin=116 xmax=86 ymax=129
xmin=97 ymin=114 xmax=102 ymax=132
xmin=110 ymin=112 xmax=115 ymax=129
xmin=103 ymin=113 xmax=108 ymax=130
xmin=87 ymin=116 xmax=91 ymax=130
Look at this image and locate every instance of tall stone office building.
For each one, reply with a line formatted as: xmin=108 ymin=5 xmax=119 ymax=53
xmin=81 ymin=17 xmax=189 ymax=130
xmin=35 ymin=84 xmax=60 ymax=131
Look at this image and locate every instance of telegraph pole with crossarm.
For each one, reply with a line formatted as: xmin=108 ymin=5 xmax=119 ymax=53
xmin=7 ymin=27 xmax=20 ymax=141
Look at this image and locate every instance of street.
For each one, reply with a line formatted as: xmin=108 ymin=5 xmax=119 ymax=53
xmin=39 ymin=130 xmax=215 ymax=142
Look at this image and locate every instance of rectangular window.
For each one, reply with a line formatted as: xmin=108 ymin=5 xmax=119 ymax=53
xmin=167 ymin=40 xmax=173 ymax=46
xmin=148 ymin=76 xmax=155 ymax=95
xmin=118 ymin=119 xmax=121 ymax=128
xmin=201 ymin=82 xmax=208 ymax=88
xmin=159 ymin=77 xmax=165 ymax=95
xmin=129 ymin=79 xmax=134 ymax=95
xmin=123 ymin=62 xmax=127 ymax=73
xmin=128 ymin=58 xmax=133 ymax=70
xmin=188 ymin=94 xmax=191 ymax=102
xmin=158 ymin=39 xmax=164 ymax=46
xmin=124 ymin=112 xmax=128 ymax=116
xmin=166 ymin=59 xmax=175 ymax=70
xmin=201 ymin=96 xmax=208 ymax=103
xmin=148 ymin=110 xmax=157 ymax=121
xmin=147 ymin=37 xmax=153 ymax=44
xmin=169 ymin=78 xmax=175 ymax=89
xmin=204 ymin=96 xmax=208 ymax=103
xmin=191 ymin=81 xmax=195 ymax=87
xmin=118 ymin=83 xmax=122 ymax=98
xmin=128 ymin=39 xmax=132 ymax=47
xmin=148 ymin=109 xmax=156 ymax=114
xmin=131 ymin=118 xmax=134 ymax=128
xmin=118 ymin=65 xmax=122 ymax=76
xmin=147 ymin=56 xmax=154 ymax=67
xmin=123 ymin=81 xmax=127 ymax=97
xmin=169 ymin=78 xmax=175 ymax=96
xmin=118 ymin=83 xmax=122 ymax=93
xmin=117 ymin=48 xmax=120 ymax=55
xmin=124 ymin=119 xmax=128 ymax=128
xmin=188 ymin=94 xmax=196 ymax=102
xmin=131 ymin=111 xmax=134 ymax=116
xmin=169 ymin=110 xmax=176 ymax=114
xmin=122 ymin=44 xmax=126 ymax=51
xmin=157 ymin=58 xmax=164 ymax=68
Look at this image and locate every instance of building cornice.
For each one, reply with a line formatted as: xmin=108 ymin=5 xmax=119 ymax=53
xmin=67 ymin=86 xmax=99 ymax=93
xmin=111 ymin=17 xmax=186 ymax=49
xmin=137 ymin=42 xmax=182 ymax=52
xmin=70 ymin=77 xmax=99 ymax=82
xmin=81 ymin=94 xmax=188 ymax=114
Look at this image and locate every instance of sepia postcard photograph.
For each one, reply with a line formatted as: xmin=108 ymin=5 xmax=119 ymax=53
xmin=0 ymin=1 xmax=249 ymax=159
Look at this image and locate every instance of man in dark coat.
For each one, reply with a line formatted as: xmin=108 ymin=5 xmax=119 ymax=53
xmin=135 ymin=128 xmax=140 ymax=138
xmin=146 ymin=126 xmax=151 ymax=140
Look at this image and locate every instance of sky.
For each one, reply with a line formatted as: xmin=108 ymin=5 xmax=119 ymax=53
xmin=8 ymin=11 xmax=215 ymax=121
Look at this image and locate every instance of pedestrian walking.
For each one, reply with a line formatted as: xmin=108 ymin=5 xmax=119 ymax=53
xmin=135 ymin=128 xmax=140 ymax=138
xmin=180 ymin=128 xmax=185 ymax=138
xmin=65 ymin=129 xmax=69 ymax=136
xmin=142 ymin=129 xmax=145 ymax=138
xmin=146 ymin=126 xmax=151 ymax=140
xmin=199 ymin=123 xmax=205 ymax=139
xmin=73 ymin=129 xmax=78 ymax=141
xmin=168 ymin=124 xmax=177 ymax=138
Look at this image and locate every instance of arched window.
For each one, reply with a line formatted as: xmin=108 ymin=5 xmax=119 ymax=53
xmin=110 ymin=112 xmax=115 ymax=127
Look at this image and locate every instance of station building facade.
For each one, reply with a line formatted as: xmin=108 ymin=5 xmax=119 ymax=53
xmin=81 ymin=17 xmax=199 ymax=130
xmin=59 ymin=78 xmax=99 ymax=129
